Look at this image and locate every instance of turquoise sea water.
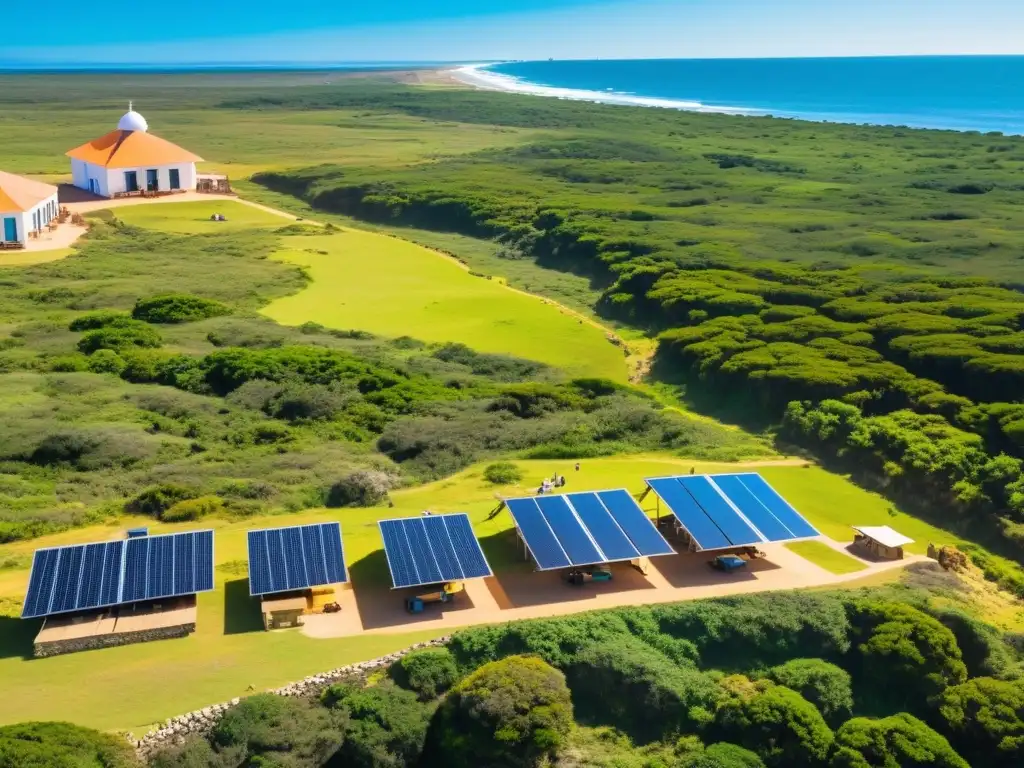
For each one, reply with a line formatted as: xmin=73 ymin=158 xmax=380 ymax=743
xmin=483 ymin=57 xmax=1024 ymax=134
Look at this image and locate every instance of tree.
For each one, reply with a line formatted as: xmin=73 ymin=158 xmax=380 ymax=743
xmin=390 ymin=648 xmax=460 ymax=701
xmin=830 ymin=714 xmax=969 ymax=768
xmin=0 ymin=721 xmax=140 ymax=768
xmin=210 ymin=693 xmax=345 ymax=767
xmin=764 ymin=659 xmax=853 ymax=724
xmin=713 ymin=678 xmax=833 ymax=767
xmin=325 ymin=470 xmax=393 ymax=508
xmin=685 ymin=742 xmax=766 ymax=768
xmin=423 ymin=655 xmax=573 ymax=768
xmin=323 ymin=682 xmax=432 ymax=768
xmin=847 ymin=601 xmax=968 ymax=706
xmin=937 ymin=677 xmax=1024 ymax=765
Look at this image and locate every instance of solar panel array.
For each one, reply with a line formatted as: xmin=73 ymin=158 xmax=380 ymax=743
xmin=379 ymin=513 xmax=493 ymax=589
xmin=646 ymin=473 xmax=818 ymax=551
xmin=22 ymin=531 xmax=215 ymax=620
xmin=506 ymin=489 xmax=675 ymax=571
xmin=247 ymin=522 xmax=347 ymax=596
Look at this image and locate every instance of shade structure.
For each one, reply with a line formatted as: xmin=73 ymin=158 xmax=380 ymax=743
xmin=644 ymin=473 xmax=819 ymax=552
xmin=379 ymin=513 xmax=493 ymax=589
xmin=505 ymin=489 xmax=675 ymax=571
xmin=22 ymin=530 xmax=215 ymax=620
xmin=247 ymin=522 xmax=347 ymax=596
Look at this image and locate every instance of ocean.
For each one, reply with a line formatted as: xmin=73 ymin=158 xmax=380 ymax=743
xmin=466 ymin=57 xmax=1024 ymax=135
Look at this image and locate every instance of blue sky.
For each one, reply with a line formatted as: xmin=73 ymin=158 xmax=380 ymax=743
xmin=5 ymin=0 xmax=1024 ymax=64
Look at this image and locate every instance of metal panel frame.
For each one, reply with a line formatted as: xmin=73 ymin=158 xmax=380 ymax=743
xmin=505 ymin=497 xmax=573 ymax=571
xmin=21 ymin=530 xmax=216 ymax=620
xmin=377 ymin=513 xmax=494 ymax=589
xmin=246 ymin=522 xmax=347 ymax=596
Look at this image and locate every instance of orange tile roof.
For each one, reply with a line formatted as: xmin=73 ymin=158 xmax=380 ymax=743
xmin=0 ymin=170 xmax=58 ymax=213
xmin=66 ymin=130 xmax=203 ymax=170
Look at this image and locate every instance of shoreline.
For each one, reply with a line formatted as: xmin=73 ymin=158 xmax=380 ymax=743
xmin=447 ymin=63 xmax=759 ymax=116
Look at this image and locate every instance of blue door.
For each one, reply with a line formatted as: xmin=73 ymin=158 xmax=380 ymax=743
xmin=146 ymin=169 xmax=159 ymax=192
xmin=169 ymin=168 xmax=180 ymax=190
xmin=3 ymin=217 xmax=17 ymax=242
xmin=124 ymin=171 xmax=138 ymax=192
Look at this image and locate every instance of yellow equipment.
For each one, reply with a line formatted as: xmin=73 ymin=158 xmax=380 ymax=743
xmin=406 ymin=581 xmax=463 ymax=613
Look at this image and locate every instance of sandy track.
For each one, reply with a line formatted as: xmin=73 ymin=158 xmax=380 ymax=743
xmin=302 ymin=537 xmax=925 ymax=639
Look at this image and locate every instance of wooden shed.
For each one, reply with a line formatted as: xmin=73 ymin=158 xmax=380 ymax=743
xmin=852 ymin=525 xmax=914 ymax=560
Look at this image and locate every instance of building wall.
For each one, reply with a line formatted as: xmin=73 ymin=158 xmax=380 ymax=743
xmin=1 ymin=193 xmax=59 ymax=244
xmin=104 ymin=163 xmax=197 ymax=196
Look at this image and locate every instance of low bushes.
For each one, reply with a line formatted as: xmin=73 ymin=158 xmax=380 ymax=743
xmin=161 ymin=495 xmax=224 ymax=522
xmin=324 ymin=471 xmax=393 ymax=508
xmin=391 ymin=648 xmax=460 ymax=701
xmin=483 ymin=461 xmax=523 ymax=485
xmin=77 ymin=321 xmax=162 ymax=354
xmin=132 ymin=294 xmax=231 ymax=324
xmin=127 ymin=484 xmax=198 ymax=517
xmin=0 ymin=721 xmax=140 ymax=768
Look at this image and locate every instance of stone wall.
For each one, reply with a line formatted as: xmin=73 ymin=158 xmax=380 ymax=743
xmin=131 ymin=636 xmax=450 ymax=762
xmin=34 ymin=622 xmax=195 ymax=658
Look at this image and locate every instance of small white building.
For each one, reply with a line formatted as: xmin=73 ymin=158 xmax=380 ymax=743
xmin=0 ymin=170 xmax=60 ymax=247
xmin=66 ymin=106 xmax=203 ymax=198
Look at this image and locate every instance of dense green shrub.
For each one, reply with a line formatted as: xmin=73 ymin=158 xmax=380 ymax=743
xmin=161 ymin=495 xmax=224 ymax=522
xmin=132 ymin=294 xmax=231 ymax=324
xmin=68 ymin=311 xmax=135 ymax=331
xmin=147 ymin=736 xmax=221 ymax=768
xmin=0 ymin=721 xmax=140 ymax=768
xmin=425 ymin=655 xmax=573 ymax=768
xmin=713 ymin=678 xmax=834 ymax=767
xmin=483 ymin=461 xmax=523 ymax=485
xmin=764 ymin=659 xmax=853 ymax=725
xmin=391 ymin=648 xmax=460 ymax=700
xmin=77 ymin=322 xmax=162 ymax=354
xmin=830 ymin=714 xmax=969 ymax=768
xmin=937 ymin=676 xmax=1024 ymax=765
xmin=685 ymin=742 xmax=767 ymax=768
xmin=325 ymin=470 xmax=393 ymax=508
xmin=127 ymin=484 xmax=198 ymax=517
xmin=210 ymin=693 xmax=345 ymax=767
xmin=86 ymin=349 xmax=126 ymax=375
xmin=323 ymin=682 xmax=432 ymax=768
xmin=566 ymin=637 xmax=720 ymax=742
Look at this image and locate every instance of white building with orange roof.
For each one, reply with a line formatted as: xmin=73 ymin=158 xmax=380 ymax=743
xmin=0 ymin=170 xmax=59 ymax=247
xmin=66 ymin=105 xmax=203 ymax=198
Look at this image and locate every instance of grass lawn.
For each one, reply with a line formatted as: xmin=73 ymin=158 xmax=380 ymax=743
xmin=785 ymin=541 xmax=867 ymax=575
xmin=0 ymin=248 xmax=74 ymax=267
xmin=263 ymin=228 xmax=629 ymax=381
xmin=0 ymin=454 xmax=974 ymax=731
xmin=112 ymin=200 xmax=290 ymax=233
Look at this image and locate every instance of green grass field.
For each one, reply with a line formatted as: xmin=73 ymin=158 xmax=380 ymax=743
xmin=785 ymin=541 xmax=868 ymax=575
xmin=263 ymin=227 xmax=629 ymax=381
xmin=0 ymin=454 xmax=970 ymax=731
xmin=113 ymin=200 xmax=291 ymax=233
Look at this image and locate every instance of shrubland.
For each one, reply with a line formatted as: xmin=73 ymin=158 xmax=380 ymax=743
xmin=119 ymin=581 xmax=1024 ymax=767
xmin=0 ymin=219 xmax=759 ymax=542
xmin=244 ymin=80 xmax=1024 ymax=576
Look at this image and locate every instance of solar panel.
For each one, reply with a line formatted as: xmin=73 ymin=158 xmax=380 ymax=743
xmin=732 ymin=474 xmax=820 ymax=539
xmin=507 ymin=489 xmax=675 ymax=570
xmin=21 ymin=531 xmax=214 ymax=620
xmin=677 ymin=476 xmax=764 ymax=547
xmin=247 ymin=522 xmax=347 ymax=596
xmin=647 ymin=478 xmax=732 ymax=551
xmin=595 ymin=490 xmax=676 ymax=557
xmin=506 ymin=498 xmax=571 ymax=570
xmin=710 ymin=475 xmax=797 ymax=541
xmin=645 ymin=473 xmax=819 ymax=550
xmin=378 ymin=514 xmax=493 ymax=589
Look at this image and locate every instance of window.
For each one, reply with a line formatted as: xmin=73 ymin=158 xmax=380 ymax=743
xmin=169 ymin=168 xmax=181 ymax=190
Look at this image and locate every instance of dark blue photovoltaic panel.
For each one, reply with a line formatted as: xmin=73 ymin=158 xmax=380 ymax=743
xmin=535 ymin=495 xmax=603 ymax=566
xmin=735 ymin=474 xmax=820 ymax=539
xmin=711 ymin=475 xmax=796 ymax=541
xmin=596 ymin=490 xmax=676 ymax=557
xmin=678 ymin=476 xmax=763 ymax=547
xmin=647 ymin=478 xmax=732 ymax=551
xmin=247 ymin=523 xmax=347 ymax=596
xmin=565 ymin=493 xmax=639 ymax=561
xmin=507 ymin=498 xmax=571 ymax=570
xmin=436 ymin=515 xmax=491 ymax=580
xmin=380 ymin=520 xmax=421 ymax=589
xmin=22 ymin=531 xmax=213 ymax=619
xmin=379 ymin=514 xmax=493 ymax=589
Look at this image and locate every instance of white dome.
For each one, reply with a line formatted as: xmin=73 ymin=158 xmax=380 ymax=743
xmin=118 ymin=110 xmax=148 ymax=133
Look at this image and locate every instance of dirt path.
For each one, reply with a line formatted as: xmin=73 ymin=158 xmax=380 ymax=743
xmin=302 ymin=537 xmax=926 ymax=639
